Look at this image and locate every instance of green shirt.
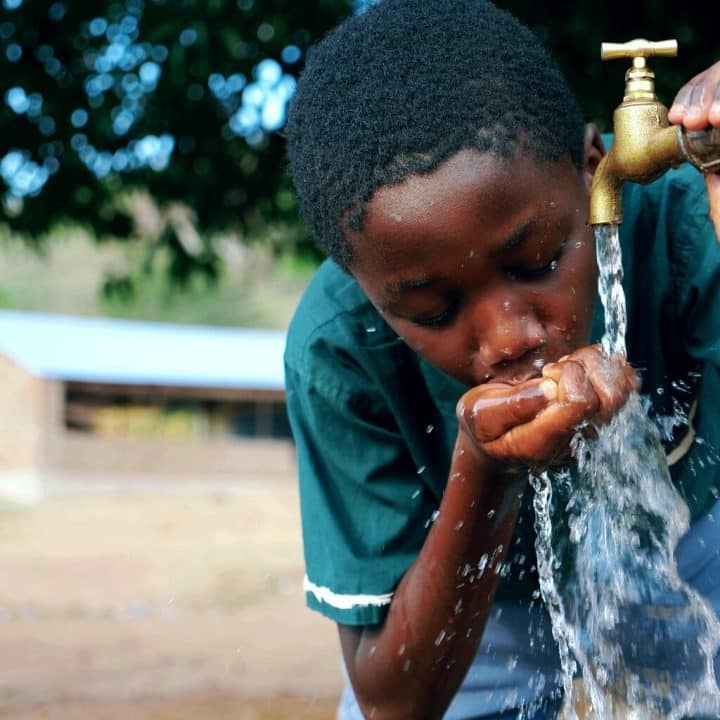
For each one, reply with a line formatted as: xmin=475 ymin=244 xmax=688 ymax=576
xmin=284 ymin=162 xmax=720 ymax=626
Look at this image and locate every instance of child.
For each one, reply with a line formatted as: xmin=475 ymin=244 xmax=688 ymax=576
xmin=282 ymin=0 xmax=720 ymax=717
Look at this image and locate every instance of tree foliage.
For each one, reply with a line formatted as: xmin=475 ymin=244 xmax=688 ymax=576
xmin=1 ymin=0 xmax=718 ymax=284
xmin=1 ymin=0 xmax=353 ymax=282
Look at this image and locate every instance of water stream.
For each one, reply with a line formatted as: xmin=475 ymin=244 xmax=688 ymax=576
xmin=531 ymin=224 xmax=720 ymax=719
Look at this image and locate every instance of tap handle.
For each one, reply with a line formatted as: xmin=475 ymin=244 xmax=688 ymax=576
xmin=601 ymin=39 xmax=678 ymax=103
xmin=601 ymin=39 xmax=677 ymax=63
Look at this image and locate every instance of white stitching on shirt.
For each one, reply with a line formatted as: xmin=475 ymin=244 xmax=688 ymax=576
xmin=303 ymin=575 xmax=393 ymax=609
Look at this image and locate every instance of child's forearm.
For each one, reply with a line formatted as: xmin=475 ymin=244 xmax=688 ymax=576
xmin=339 ymin=429 xmax=526 ymax=720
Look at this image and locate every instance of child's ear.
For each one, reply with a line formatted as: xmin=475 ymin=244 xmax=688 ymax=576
xmin=582 ymin=123 xmax=605 ymax=189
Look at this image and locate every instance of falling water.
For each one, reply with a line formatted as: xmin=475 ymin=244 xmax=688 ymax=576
xmin=532 ymin=224 xmax=720 ymax=719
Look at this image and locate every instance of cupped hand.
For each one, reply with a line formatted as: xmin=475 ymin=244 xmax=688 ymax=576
xmin=457 ymin=344 xmax=640 ymax=469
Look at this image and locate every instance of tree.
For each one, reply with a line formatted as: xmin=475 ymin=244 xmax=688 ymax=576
xmin=1 ymin=0 xmax=353 ymax=284
xmin=2 ymin=0 xmax=718 ymax=286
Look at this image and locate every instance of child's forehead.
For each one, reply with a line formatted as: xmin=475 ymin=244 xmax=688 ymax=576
xmin=349 ymin=148 xmax=585 ymax=274
xmin=365 ymin=149 xmax=574 ymax=233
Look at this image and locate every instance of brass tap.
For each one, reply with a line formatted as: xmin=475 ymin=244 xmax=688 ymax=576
xmin=589 ymin=39 xmax=720 ymax=226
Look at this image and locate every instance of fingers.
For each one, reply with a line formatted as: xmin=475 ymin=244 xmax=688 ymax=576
xmin=668 ymin=61 xmax=720 ymax=130
xmin=482 ymin=370 xmax=598 ymax=463
xmin=458 ymin=378 xmax=557 ymax=442
xmin=460 ymin=361 xmax=601 ymax=465
xmin=457 ymin=345 xmax=640 ymax=468
xmin=552 ymin=345 xmax=639 ymax=422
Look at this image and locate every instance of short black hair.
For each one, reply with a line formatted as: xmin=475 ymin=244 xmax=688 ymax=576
xmin=285 ymin=0 xmax=585 ymax=270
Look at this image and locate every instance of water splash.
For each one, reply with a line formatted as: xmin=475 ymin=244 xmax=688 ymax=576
xmin=533 ymin=224 xmax=720 ymax=719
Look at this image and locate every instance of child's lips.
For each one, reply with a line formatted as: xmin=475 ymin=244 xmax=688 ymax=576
xmin=490 ymin=369 xmax=541 ymax=386
xmin=485 ymin=354 xmax=551 ymax=386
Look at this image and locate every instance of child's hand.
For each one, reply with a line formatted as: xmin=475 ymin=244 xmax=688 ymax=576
xmin=456 ymin=345 xmax=639 ymax=469
xmin=668 ymin=60 xmax=720 ymax=238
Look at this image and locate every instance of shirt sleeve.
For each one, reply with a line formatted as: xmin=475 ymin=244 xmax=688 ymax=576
xmin=285 ymin=346 xmax=438 ymax=626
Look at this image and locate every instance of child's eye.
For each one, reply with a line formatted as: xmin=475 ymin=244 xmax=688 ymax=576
xmin=412 ymin=296 xmax=460 ymax=329
xmin=505 ymin=244 xmax=565 ymax=282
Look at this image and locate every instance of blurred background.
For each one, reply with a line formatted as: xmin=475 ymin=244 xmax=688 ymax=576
xmin=0 ymin=1 xmax=717 ymax=718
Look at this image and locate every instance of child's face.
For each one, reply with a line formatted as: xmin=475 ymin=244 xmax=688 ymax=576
xmin=348 ymin=146 xmax=600 ymax=387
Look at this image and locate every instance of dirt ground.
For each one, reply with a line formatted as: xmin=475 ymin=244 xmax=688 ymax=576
xmin=0 ymin=476 xmax=343 ymax=719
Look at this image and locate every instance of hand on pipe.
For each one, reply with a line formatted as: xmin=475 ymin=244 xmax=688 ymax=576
xmin=668 ymin=59 xmax=720 ymax=239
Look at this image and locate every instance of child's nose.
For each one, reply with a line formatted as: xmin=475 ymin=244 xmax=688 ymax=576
xmin=470 ymin=294 xmax=547 ymax=367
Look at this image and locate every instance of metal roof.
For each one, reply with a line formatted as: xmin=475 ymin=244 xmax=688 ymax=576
xmin=0 ymin=310 xmax=286 ymax=391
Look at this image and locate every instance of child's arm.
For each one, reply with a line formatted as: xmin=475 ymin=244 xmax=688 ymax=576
xmin=339 ymin=344 xmax=638 ymax=719
xmin=668 ymin=60 xmax=720 ymax=238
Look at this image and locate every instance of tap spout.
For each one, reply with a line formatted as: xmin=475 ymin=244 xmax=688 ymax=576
xmin=589 ymin=106 xmax=683 ymax=226
xmin=590 ymin=118 xmax=720 ymax=226
xmin=589 ymin=39 xmax=720 ymax=227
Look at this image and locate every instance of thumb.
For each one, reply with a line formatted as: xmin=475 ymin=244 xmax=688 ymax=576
xmin=705 ymin=172 xmax=720 ymax=242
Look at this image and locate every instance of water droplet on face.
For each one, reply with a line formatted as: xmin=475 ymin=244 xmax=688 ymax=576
xmin=411 ymin=488 xmax=421 ymax=499
xmin=532 ymin=358 xmax=545 ymax=370
xmin=503 ymin=300 xmax=511 ymax=311
xmin=550 ymin=260 xmax=558 ymax=271
xmin=454 ymin=520 xmax=464 ymax=530
xmin=468 ymin=249 xmax=476 ymax=258
xmin=402 ymin=659 xmax=411 ymax=672
xmin=426 ymin=424 xmax=434 ymax=433
xmin=397 ymin=643 xmax=406 ymax=656
xmin=487 ymin=509 xmax=496 ymax=519
xmin=435 ymin=629 xmax=446 ymax=646
xmin=571 ymin=287 xmax=576 ymax=295
xmin=424 ymin=512 xmax=435 ymax=529
xmin=416 ymin=465 xmax=426 ymax=474
xmin=366 ymin=326 xmax=376 ymax=333
xmin=390 ymin=212 xmax=403 ymax=222
xmin=575 ymin=241 xmax=584 ymax=249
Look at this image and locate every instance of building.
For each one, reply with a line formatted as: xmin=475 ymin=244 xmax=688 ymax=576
xmin=0 ymin=310 xmax=292 ymax=501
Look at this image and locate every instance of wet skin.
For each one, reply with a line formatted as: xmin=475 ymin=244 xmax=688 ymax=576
xmin=350 ymin=130 xmax=638 ymax=468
